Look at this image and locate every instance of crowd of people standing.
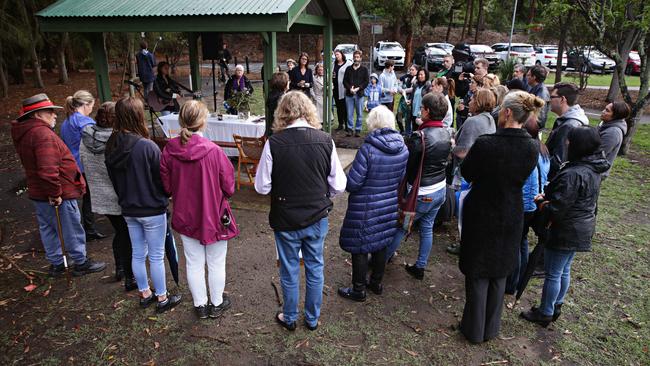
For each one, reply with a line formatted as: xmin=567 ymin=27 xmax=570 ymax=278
xmin=10 ymin=46 xmax=629 ymax=343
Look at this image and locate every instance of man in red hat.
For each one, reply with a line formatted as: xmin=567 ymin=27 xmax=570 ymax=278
xmin=11 ymin=93 xmax=106 ymax=277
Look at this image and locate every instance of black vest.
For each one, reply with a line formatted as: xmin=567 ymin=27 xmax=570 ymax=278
xmin=269 ymin=127 xmax=334 ymax=231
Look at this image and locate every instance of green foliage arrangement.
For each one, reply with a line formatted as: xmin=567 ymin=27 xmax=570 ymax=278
xmin=227 ymin=91 xmax=255 ymax=113
xmin=497 ymin=56 xmax=517 ymax=83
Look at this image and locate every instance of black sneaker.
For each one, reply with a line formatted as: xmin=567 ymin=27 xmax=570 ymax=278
xmin=531 ymin=304 xmax=563 ymax=322
xmin=86 ymin=231 xmax=107 ymax=241
xmin=72 ymin=258 xmax=107 ymax=277
xmin=139 ymin=292 xmax=156 ymax=308
xmin=304 ymin=320 xmax=318 ymax=331
xmin=195 ymin=305 xmax=209 ymax=319
xmin=405 ymin=264 xmax=424 ymax=280
xmin=367 ymin=282 xmax=383 ymax=295
xmin=354 ymin=132 xmax=361 ymax=137
xmin=346 ymin=129 xmax=352 ymax=137
xmin=446 ymin=244 xmax=461 ymax=255
xmin=275 ymin=311 xmax=296 ymax=331
xmin=156 ymin=294 xmax=182 ymax=313
xmin=115 ymin=267 xmax=125 ymax=282
xmin=209 ymin=296 xmax=232 ymax=318
xmin=520 ymin=308 xmax=552 ymax=327
xmin=48 ymin=263 xmax=66 ymax=277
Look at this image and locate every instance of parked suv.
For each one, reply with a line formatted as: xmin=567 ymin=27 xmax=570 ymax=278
xmin=567 ymin=48 xmax=615 ymax=73
xmin=452 ymin=43 xmax=500 ymax=71
xmin=626 ymin=51 xmax=641 ymax=75
xmin=413 ymin=43 xmax=448 ymax=71
xmin=373 ymin=41 xmax=406 ymax=68
xmin=534 ymin=45 xmax=567 ymax=69
xmin=333 ymin=43 xmax=359 ymax=62
xmin=491 ymin=43 xmax=536 ymax=67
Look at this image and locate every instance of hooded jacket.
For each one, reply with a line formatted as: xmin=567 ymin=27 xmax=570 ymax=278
xmin=60 ymin=112 xmax=96 ymax=172
xmin=160 ymin=134 xmax=239 ymax=244
xmin=598 ymin=118 xmax=627 ymax=178
xmin=546 ymin=105 xmax=590 ymax=179
xmin=11 ymin=118 xmax=85 ymax=201
xmin=541 ymin=153 xmax=610 ymax=252
xmin=105 ymin=132 xmax=168 ymax=217
xmin=79 ymin=125 xmax=121 ymax=215
xmin=339 ymin=128 xmax=409 ymax=254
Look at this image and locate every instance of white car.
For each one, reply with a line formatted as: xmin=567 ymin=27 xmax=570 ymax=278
xmin=534 ymin=45 xmax=567 ymax=69
xmin=491 ymin=43 xmax=537 ymax=67
xmin=373 ymin=41 xmax=406 ymax=68
xmin=428 ymin=42 xmax=454 ymax=54
xmin=333 ymin=44 xmax=359 ymax=63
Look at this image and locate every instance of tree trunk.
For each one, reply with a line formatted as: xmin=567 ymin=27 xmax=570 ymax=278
xmin=446 ymin=9 xmax=454 ymax=43
xmin=619 ymin=114 xmax=640 ymax=155
xmin=316 ymin=35 xmax=324 ymax=63
xmin=0 ymin=47 xmax=7 ymax=98
xmin=467 ymin=0 xmax=475 ymax=37
xmin=128 ymin=35 xmax=137 ymax=96
xmin=461 ymin=0 xmax=471 ymax=40
xmin=405 ymin=26 xmax=415 ymax=71
xmin=606 ymin=72 xmax=620 ymax=101
xmin=30 ymin=44 xmax=44 ymax=89
xmin=555 ymin=11 xmax=571 ymax=84
xmin=528 ymin=0 xmax=537 ymax=24
xmin=392 ymin=22 xmax=401 ymax=41
xmin=474 ymin=0 xmax=484 ymax=43
xmin=57 ymin=32 xmax=69 ymax=84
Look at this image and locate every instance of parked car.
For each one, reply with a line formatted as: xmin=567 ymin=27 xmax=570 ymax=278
xmin=373 ymin=41 xmax=406 ymax=68
xmin=429 ymin=42 xmax=454 ymax=54
xmin=452 ymin=43 xmax=500 ymax=71
xmin=534 ymin=45 xmax=568 ymax=69
xmin=626 ymin=51 xmax=641 ymax=75
xmin=333 ymin=43 xmax=359 ymax=62
xmin=492 ymin=43 xmax=537 ymax=67
xmin=413 ymin=44 xmax=448 ymax=71
xmin=567 ymin=48 xmax=616 ymax=73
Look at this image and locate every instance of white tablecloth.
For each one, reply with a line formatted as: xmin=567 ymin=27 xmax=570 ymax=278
xmin=158 ymin=113 xmax=265 ymax=156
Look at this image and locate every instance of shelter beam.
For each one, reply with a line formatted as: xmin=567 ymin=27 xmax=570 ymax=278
xmin=323 ymin=18 xmax=333 ymax=133
xmin=87 ymin=32 xmax=111 ymax=102
xmin=188 ymin=33 xmax=201 ymax=94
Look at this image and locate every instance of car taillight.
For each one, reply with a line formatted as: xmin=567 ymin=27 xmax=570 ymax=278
xmin=544 ymin=55 xmax=554 ymax=58
xmin=511 ymin=52 xmax=519 ymax=56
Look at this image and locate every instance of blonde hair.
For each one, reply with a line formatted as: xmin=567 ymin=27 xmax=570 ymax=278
xmin=64 ymin=90 xmax=95 ymax=117
xmin=502 ymin=90 xmax=545 ymax=124
xmin=367 ymin=105 xmax=395 ymax=131
xmin=483 ymin=73 xmax=500 ymax=88
xmin=178 ymin=100 xmax=209 ymax=145
xmin=490 ymin=85 xmax=509 ymax=106
xmin=272 ymin=91 xmax=321 ymax=132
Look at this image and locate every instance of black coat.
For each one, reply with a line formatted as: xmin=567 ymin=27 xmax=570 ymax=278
xmin=459 ymin=128 xmax=539 ymax=278
xmin=541 ymin=154 xmax=609 ymax=252
xmin=289 ymin=67 xmax=314 ymax=95
xmin=224 ymin=75 xmax=253 ymax=101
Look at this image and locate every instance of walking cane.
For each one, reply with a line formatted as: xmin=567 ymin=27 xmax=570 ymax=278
xmin=54 ymin=205 xmax=73 ymax=286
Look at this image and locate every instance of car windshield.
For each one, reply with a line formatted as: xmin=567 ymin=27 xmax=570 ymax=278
xmin=470 ymin=45 xmax=493 ymax=53
xmin=381 ymin=43 xmax=402 ymax=51
xmin=544 ymin=48 xmax=558 ymax=55
xmin=336 ymin=46 xmax=356 ymax=54
xmin=512 ymin=46 xmax=534 ymax=53
xmin=426 ymin=47 xmax=447 ymax=55
xmin=586 ymin=49 xmax=608 ymax=58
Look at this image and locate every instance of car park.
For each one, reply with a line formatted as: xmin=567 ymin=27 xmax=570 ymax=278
xmin=333 ymin=43 xmax=359 ymax=62
xmin=429 ymin=42 xmax=454 ymax=54
xmin=626 ymin=51 xmax=641 ymax=75
xmin=534 ymin=45 xmax=567 ymax=69
xmin=491 ymin=43 xmax=536 ymax=67
xmin=373 ymin=41 xmax=406 ymax=68
xmin=413 ymin=43 xmax=448 ymax=71
xmin=567 ymin=48 xmax=616 ymax=73
xmin=452 ymin=43 xmax=500 ymax=71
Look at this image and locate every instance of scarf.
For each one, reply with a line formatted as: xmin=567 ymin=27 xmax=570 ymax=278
xmin=233 ymin=76 xmax=245 ymax=91
xmin=418 ymin=120 xmax=444 ymax=130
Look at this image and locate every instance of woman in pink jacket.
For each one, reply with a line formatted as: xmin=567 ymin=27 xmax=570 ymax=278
xmin=160 ymin=100 xmax=239 ymax=320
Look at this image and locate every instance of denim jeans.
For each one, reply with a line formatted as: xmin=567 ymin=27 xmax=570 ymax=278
xmin=386 ymin=188 xmax=446 ymax=268
xmin=124 ymin=213 xmax=168 ymax=296
xmin=505 ymin=211 xmax=535 ymax=294
xmin=32 ymin=199 xmax=87 ymax=266
xmin=274 ymin=217 xmax=328 ymax=327
xmin=345 ymin=95 xmax=364 ymax=132
xmin=540 ymin=247 xmax=576 ymax=316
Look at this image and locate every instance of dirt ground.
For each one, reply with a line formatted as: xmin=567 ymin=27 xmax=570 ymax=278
xmin=1 ymin=72 xmax=648 ymax=365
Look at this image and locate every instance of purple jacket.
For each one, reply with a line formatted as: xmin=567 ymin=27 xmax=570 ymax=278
xmin=160 ymin=134 xmax=239 ymax=244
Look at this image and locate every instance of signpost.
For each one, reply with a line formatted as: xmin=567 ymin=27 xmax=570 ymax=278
xmin=371 ymin=23 xmax=382 ymax=73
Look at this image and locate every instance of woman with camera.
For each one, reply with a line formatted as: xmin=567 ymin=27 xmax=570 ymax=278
xmin=160 ymin=100 xmax=239 ymax=320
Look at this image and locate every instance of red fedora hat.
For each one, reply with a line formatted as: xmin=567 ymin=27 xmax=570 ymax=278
xmin=17 ymin=93 xmax=63 ymax=121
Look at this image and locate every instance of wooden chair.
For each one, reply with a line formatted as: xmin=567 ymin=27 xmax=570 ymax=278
xmin=232 ymin=134 xmax=266 ymax=190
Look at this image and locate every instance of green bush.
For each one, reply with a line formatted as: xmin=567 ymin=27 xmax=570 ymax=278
xmin=498 ymin=56 xmax=517 ymax=82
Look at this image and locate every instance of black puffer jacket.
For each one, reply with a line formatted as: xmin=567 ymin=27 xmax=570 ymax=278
xmin=405 ymin=126 xmax=452 ymax=187
xmin=542 ymin=153 xmax=610 ymax=252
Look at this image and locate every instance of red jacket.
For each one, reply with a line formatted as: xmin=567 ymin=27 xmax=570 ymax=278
xmin=160 ymin=134 xmax=239 ymax=244
xmin=11 ymin=118 xmax=86 ymax=201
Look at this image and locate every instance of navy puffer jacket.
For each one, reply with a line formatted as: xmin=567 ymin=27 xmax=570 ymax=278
xmin=339 ymin=128 xmax=409 ymax=254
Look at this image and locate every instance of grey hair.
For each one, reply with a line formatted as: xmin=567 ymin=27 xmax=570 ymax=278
xmin=514 ymin=63 xmax=526 ymax=73
xmin=235 ymin=64 xmax=244 ymax=72
xmin=366 ymin=105 xmax=396 ymax=131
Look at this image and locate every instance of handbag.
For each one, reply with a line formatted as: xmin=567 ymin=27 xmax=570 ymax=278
xmin=397 ymin=132 xmax=426 ymax=233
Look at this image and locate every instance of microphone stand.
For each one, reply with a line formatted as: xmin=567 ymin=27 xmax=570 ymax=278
xmin=126 ymin=80 xmax=164 ymax=139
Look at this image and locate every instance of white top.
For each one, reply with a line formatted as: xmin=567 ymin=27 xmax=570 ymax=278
xmin=254 ymin=119 xmax=347 ymax=196
xmin=443 ymin=95 xmax=453 ymax=128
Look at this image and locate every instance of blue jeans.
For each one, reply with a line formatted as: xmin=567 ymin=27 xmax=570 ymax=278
xmin=32 ymin=199 xmax=87 ymax=266
xmin=540 ymin=247 xmax=576 ymax=316
xmin=386 ymin=188 xmax=446 ymax=268
xmin=125 ymin=213 xmax=168 ymax=296
xmin=345 ymin=95 xmax=364 ymax=131
xmin=274 ymin=217 xmax=328 ymax=327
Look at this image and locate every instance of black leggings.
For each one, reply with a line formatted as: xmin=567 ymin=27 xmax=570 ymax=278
xmin=106 ymin=214 xmax=133 ymax=277
xmin=334 ymin=97 xmax=347 ymax=128
xmin=351 ymin=247 xmax=387 ymax=291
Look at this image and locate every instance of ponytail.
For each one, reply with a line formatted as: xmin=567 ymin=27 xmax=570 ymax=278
xmin=178 ymin=100 xmax=209 ymax=145
xmin=64 ymin=90 xmax=95 ymax=117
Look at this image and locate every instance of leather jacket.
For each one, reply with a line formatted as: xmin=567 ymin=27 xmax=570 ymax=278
xmin=405 ymin=127 xmax=452 ymax=187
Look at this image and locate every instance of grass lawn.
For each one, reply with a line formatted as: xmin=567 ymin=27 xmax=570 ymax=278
xmin=548 ymin=72 xmax=641 ymax=88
